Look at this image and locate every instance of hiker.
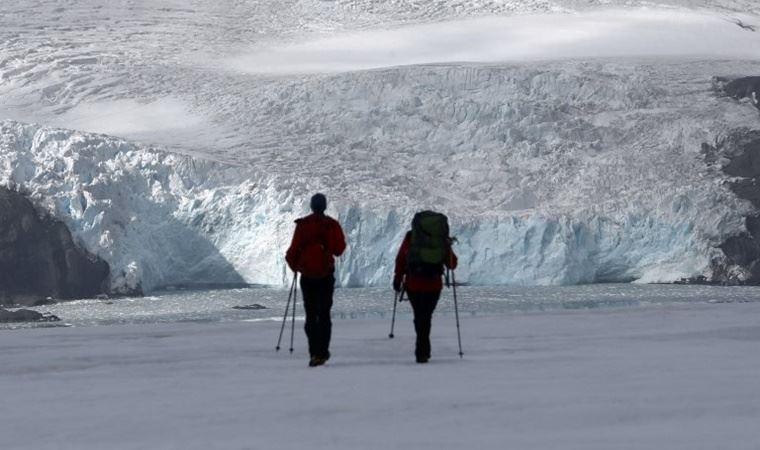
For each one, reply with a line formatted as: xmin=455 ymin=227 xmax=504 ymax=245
xmin=285 ymin=193 xmax=346 ymax=367
xmin=393 ymin=211 xmax=457 ymax=363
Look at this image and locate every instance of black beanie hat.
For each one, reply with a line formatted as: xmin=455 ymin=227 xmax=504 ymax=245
xmin=310 ymin=193 xmax=327 ymax=214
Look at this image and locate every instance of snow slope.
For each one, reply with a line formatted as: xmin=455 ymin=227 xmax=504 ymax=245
xmin=2 ymin=303 xmax=760 ymax=450
xmin=227 ymin=9 xmax=760 ymax=74
xmin=2 ymin=1 xmax=760 ymax=292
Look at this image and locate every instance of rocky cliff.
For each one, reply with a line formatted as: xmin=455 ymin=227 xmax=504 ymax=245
xmin=0 ymin=187 xmax=109 ymax=306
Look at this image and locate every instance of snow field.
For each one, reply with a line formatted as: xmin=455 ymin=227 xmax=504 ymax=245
xmin=2 ymin=303 xmax=759 ymax=450
xmin=226 ymin=9 xmax=760 ymax=74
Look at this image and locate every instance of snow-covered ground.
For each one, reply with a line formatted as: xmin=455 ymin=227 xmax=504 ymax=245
xmin=2 ymin=303 xmax=759 ymax=449
xmin=2 ymin=1 xmax=760 ymax=292
xmin=227 ymin=9 xmax=760 ymax=74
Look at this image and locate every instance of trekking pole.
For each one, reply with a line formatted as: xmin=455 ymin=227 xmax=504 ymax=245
xmin=276 ymin=272 xmax=297 ymax=352
xmin=389 ymin=283 xmax=405 ymax=339
xmin=451 ymin=269 xmax=464 ymax=358
xmin=289 ymin=272 xmax=298 ymax=354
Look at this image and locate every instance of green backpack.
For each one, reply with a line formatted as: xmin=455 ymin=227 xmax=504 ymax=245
xmin=406 ymin=211 xmax=450 ymax=277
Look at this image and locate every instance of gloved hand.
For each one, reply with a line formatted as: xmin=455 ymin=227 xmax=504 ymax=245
xmin=393 ymin=276 xmax=402 ymax=293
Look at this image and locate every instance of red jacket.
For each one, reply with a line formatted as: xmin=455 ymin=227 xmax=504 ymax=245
xmin=394 ymin=232 xmax=458 ymax=292
xmin=286 ymin=213 xmax=346 ymax=278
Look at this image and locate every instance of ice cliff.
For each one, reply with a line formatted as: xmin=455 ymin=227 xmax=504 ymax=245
xmin=2 ymin=66 xmax=760 ymax=294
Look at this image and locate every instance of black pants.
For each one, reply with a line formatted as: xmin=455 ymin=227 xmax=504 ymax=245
xmin=407 ymin=290 xmax=441 ymax=360
xmin=300 ymin=274 xmax=335 ymax=359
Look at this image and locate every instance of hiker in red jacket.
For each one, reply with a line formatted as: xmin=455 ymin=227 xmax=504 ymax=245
xmin=286 ymin=193 xmax=346 ymax=367
xmin=393 ymin=213 xmax=458 ymax=363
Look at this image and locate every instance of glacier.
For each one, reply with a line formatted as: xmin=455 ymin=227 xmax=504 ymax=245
xmin=2 ymin=1 xmax=760 ymax=295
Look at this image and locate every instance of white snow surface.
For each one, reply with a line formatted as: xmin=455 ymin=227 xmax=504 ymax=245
xmin=2 ymin=303 xmax=760 ymax=449
xmin=227 ymin=9 xmax=760 ymax=74
xmin=2 ymin=1 xmax=760 ymax=292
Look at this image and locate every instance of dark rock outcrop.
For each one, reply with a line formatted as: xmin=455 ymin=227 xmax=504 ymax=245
xmin=232 ymin=304 xmax=267 ymax=310
xmin=702 ymin=130 xmax=760 ymax=284
xmin=0 ymin=308 xmax=60 ymax=323
xmin=733 ymin=20 xmax=757 ymax=32
xmin=0 ymin=187 xmax=109 ymax=306
xmin=719 ymin=76 xmax=760 ymax=111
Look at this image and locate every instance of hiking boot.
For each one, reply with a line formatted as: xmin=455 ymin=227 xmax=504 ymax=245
xmin=309 ymin=356 xmax=326 ymax=367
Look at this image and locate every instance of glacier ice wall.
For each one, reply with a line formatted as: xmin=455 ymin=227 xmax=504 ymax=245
xmin=2 ymin=107 xmax=759 ymax=295
xmin=0 ymin=121 xmax=301 ymax=293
